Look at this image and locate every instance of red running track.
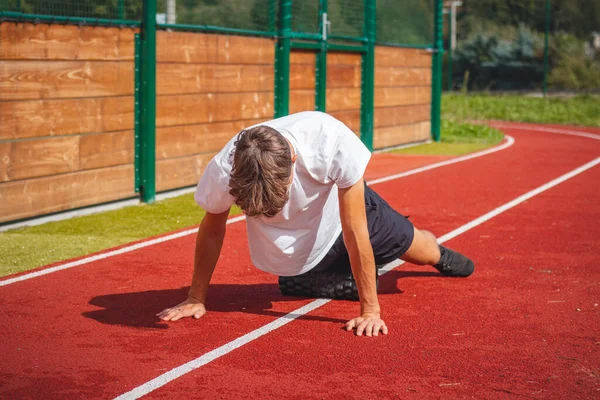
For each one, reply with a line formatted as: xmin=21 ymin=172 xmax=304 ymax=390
xmin=1 ymin=123 xmax=599 ymax=399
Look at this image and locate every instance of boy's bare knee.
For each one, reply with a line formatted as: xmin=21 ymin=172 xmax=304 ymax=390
xmin=403 ymin=228 xmax=441 ymax=266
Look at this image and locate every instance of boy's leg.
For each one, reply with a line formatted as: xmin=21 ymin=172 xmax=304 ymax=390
xmin=400 ymin=228 xmax=440 ymax=266
xmin=400 ymin=227 xmax=474 ymax=277
xmin=364 ymin=184 xmax=474 ymax=277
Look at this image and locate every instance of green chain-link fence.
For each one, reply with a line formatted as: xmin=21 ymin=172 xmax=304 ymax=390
xmin=377 ymin=0 xmax=434 ymax=47
xmin=0 ymin=0 xmax=141 ymax=24
xmin=447 ymin=0 xmax=600 ymax=92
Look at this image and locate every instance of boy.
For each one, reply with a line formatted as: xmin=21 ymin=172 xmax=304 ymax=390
xmin=158 ymin=112 xmax=474 ymax=336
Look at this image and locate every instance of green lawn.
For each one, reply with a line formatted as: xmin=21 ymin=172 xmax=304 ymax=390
xmin=443 ymin=93 xmax=600 ymax=127
xmin=393 ymin=119 xmax=504 ymax=156
xmin=0 ymin=194 xmax=241 ymax=277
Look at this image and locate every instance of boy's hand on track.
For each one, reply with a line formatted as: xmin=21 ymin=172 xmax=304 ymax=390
xmin=157 ymin=297 xmax=206 ymax=321
xmin=345 ymin=313 xmax=388 ymax=337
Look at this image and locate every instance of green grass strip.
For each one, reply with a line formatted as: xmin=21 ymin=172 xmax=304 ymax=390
xmin=443 ymin=94 xmax=600 ymax=127
xmin=0 ymin=194 xmax=241 ymax=277
xmin=393 ymin=119 xmax=504 ymax=156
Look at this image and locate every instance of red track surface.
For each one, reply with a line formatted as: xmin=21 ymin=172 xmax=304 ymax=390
xmin=1 ymin=123 xmax=599 ymax=399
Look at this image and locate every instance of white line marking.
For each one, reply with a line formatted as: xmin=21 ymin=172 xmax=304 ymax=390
xmin=114 ymin=156 xmax=600 ymax=400
xmin=369 ymin=135 xmax=515 ymax=185
xmin=487 ymin=122 xmax=600 ymax=141
xmin=113 ymin=299 xmax=330 ymax=400
xmin=0 ymin=137 xmax=515 ymax=287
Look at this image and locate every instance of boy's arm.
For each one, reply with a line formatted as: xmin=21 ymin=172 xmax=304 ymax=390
xmin=338 ymin=178 xmax=388 ymax=337
xmin=157 ymin=209 xmax=230 ymax=321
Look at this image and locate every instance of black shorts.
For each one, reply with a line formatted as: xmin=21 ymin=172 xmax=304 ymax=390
xmin=312 ymin=183 xmax=415 ymax=273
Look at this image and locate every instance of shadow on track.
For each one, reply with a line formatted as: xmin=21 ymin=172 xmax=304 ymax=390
xmin=83 ymin=270 xmax=440 ymax=329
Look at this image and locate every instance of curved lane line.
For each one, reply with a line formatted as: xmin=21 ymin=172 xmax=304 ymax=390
xmin=0 ymin=136 xmax=516 ymax=287
xmin=487 ymin=122 xmax=600 ymax=141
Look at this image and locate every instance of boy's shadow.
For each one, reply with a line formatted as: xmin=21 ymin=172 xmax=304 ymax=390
xmin=82 ymin=270 xmax=438 ymax=329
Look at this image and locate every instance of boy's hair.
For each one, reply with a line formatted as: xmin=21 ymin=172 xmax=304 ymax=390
xmin=229 ymin=126 xmax=292 ymax=217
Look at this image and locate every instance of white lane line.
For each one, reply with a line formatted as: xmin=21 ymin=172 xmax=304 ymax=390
xmin=114 ymin=156 xmax=600 ymax=400
xmin=0 ymin=136 xmax=515 ymax=287
xmin=488 ymin=122 xmax=600 ymax=141
xmin=369 ymin=135 xmax=515 ymax=185
xmin=113 ymin=299 xmax=330 ymax=400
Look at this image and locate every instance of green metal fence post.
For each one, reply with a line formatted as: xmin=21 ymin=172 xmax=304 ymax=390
xmin=118 ymin=0 xmax=125 ymax=20
xmin=543 ymin=0 xmax=551 ymax=97
xmin=274 ymin=0 xmax=292 ymax=118
xmin=315 ymin=0 xmax=328 ymax=111
xmin=430 ymin=0 xmax=444 ymax=142
xmin=139 ymin=0 xmax=157 ymax=203
xmin=360 ymin=0 xmax=375 ymax=151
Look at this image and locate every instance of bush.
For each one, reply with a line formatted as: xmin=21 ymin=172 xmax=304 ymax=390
xmin=548 ymin=32 xmax=600 ymax=91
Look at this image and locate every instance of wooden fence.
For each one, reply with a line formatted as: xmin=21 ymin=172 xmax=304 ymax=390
xmin=0 ymin=22 xmax=432 ymax=223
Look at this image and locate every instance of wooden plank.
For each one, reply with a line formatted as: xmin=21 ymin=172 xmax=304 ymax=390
xmin=290 ymin=51 xmax=316 ymax=65
xmin=373 ymin=121 xmax=431 ymax=149
xmin=156 ymin=153 xmax=215 ymax=192
xmin=327 ymin=52 xmax=362 ymax=66
xmin=374 ymin=104 xmax=431 ymax=128
xmin=156 ymin=63 xmax=274 ymax=95
xmin=0 ymin=22 xmax=135 ymax=61
xmin=0 ymin=96 xmax=133 ymax=140
xmin=79 ymin=131 xmax=134 ymax=170
xmin=156 ymin=92 xmax=274 ymax=127
xmin=0 ymin=143 xmax=9 ymax=182
xmin=375 ymin=67 xmax=432 ymax=87
xmin=156 ymin=63 xmax=216 ymax=95
xmin=0 ymin=60 xmax=133 ymax=101
xmin=326 ymin=87 xmax=361 ymax=112
xmin=157 ymin=31 xmax=218 ymax=63
xmin=2 ymin=136 xmax=80 ymax=182
xmin=289 ymin=90 xmax=315 ymax=114
xmin=100 ymin=96 xmax=135 ymax=132
xmin=215 ymin=65 xmax=274 ymax=93
xmin=374 ymin=87 xmax=431 ymax=108
xmin=217 ymin=35 xmax=275 ymax=65
xmin=375 ymin=47 xmax=432 ymax=68
xmin=157 ymin=118 xmax=268 ymax=160
xmin=327 ymin=64 xmax=361 ymax=88
xmin=329 ymin=110 xmax=361 ymax=134
xmin=290 ymin=64 xmax=315 ymax=90
xmin=0 ymin=165 xmax=134 ymax=223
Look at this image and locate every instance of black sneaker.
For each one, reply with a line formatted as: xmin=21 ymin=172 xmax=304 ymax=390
xmin=434 ymin=246 xmax=475 ymax=277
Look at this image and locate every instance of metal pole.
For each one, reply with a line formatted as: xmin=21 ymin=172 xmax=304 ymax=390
xmin=360 ymin=0 xmax=376 ymax=151
xmin=543 ymin=0 xmax=551 ymax=97
xmin=140 ymin=0 xmax=157 ymax=203
xmin=431 ymin=0 xmax=444 ymax=142
xmin=316 ymin=0 xmax=328 ymax=112
xmin=274 ymin=0 xmax=292 ymax=117
xmin=167 ymin=0 xmax=176 ymax=24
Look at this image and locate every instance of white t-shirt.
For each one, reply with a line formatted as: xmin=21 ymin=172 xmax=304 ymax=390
xmin=194 ymin=111 xmax=371 ymax=276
